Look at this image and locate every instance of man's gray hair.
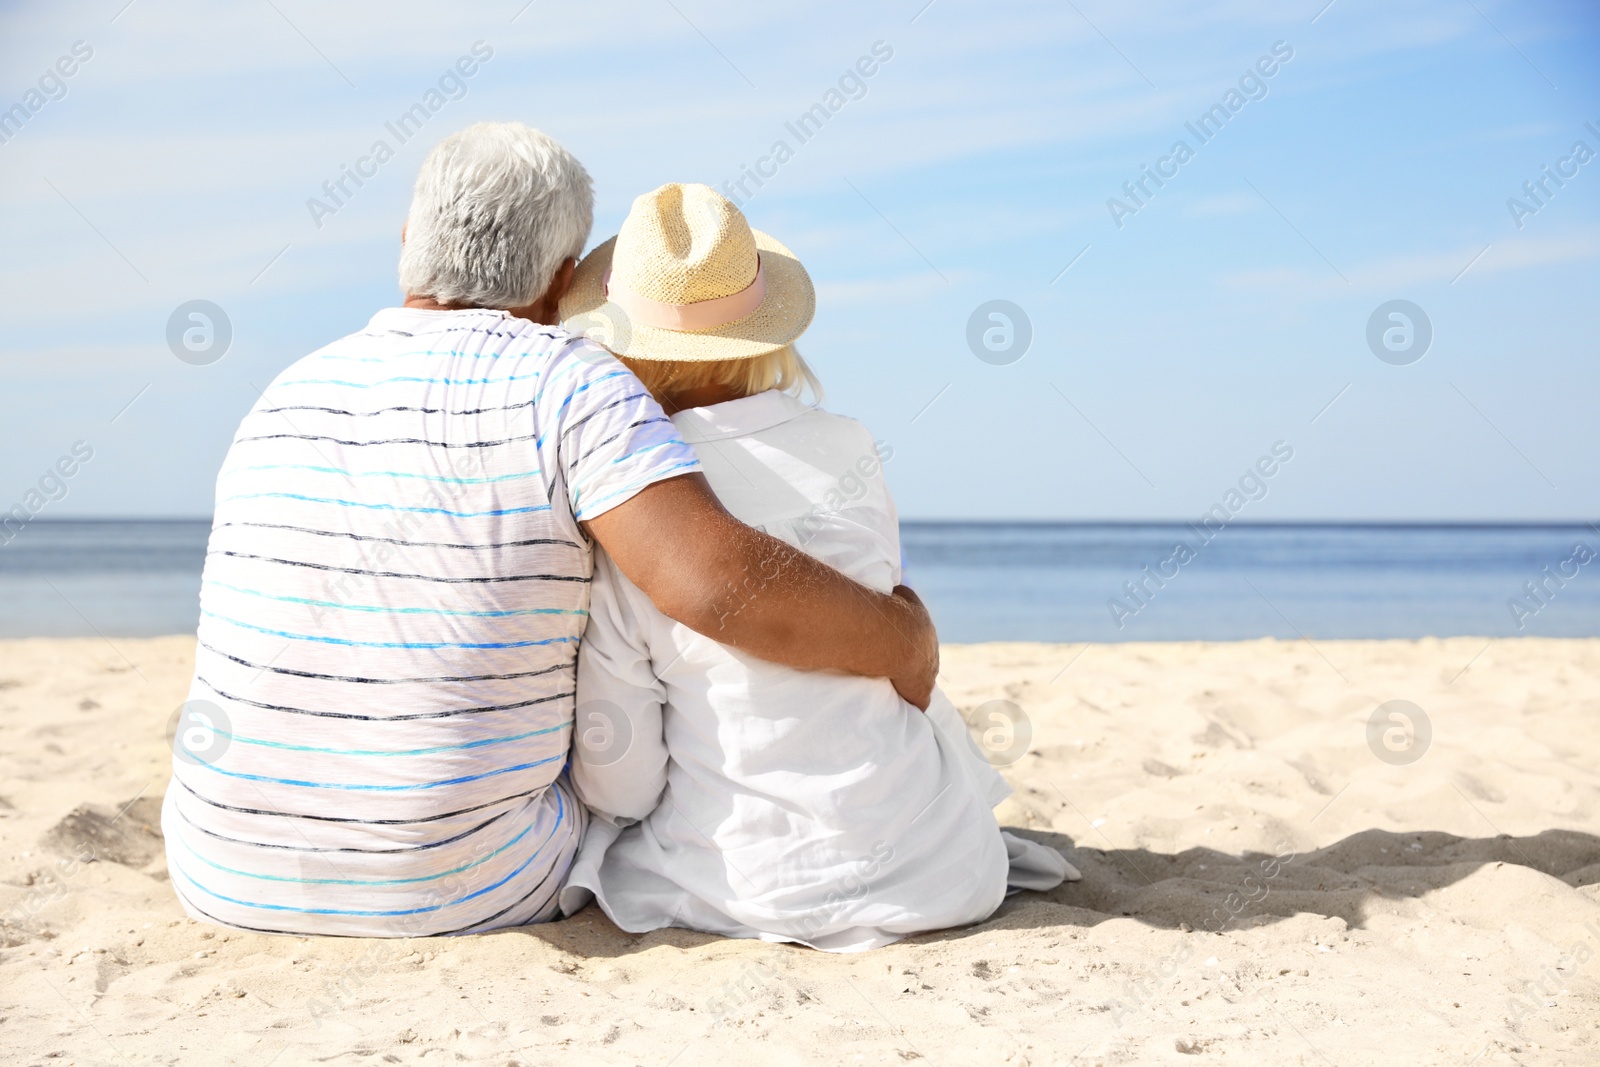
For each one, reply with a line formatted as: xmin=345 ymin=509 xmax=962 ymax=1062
xmin=399 ymin=122 xmax=593 ymax=309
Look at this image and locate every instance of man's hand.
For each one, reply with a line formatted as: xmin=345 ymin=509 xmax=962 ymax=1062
xmin=583 ymin=473 xmax=940 ymax=709
xmin=886 ymin=584 xmax=939 ymax=710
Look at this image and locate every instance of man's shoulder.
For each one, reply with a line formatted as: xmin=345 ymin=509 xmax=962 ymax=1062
xmin=272 ymin=311 xmax=609 ymax=377
xmin=325 ymin=307 xmax=588 ymax=356
xmin=352 ymin=308 xmax=575 ymax=353
xmin=537 ymin=333 xmax=641 ymax=405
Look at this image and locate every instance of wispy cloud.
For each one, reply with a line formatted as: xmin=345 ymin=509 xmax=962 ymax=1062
xmin=815 ymin=271 xmax=958 ymax=307
xmin=1218 ymin=230 xmax=1600 ymax=296
xmin=1185 ymin=192 xmax=1259 ymax=218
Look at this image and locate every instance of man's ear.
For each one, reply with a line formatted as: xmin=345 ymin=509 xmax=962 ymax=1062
xmin=548 ymin=256 xmax=578 ymax=304
xmin=400 ymin=221 xmax=408 ymax=245
xmin=505 ymin=257 xmax=582 ymax=325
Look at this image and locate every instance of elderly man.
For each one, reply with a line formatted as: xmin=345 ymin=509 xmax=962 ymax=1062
xmin=161 ymin=122 xmax=937 ymax=937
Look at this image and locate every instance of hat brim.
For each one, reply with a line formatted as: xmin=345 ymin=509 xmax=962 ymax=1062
xmin=559 ymin=229 xmax=815 ymax=362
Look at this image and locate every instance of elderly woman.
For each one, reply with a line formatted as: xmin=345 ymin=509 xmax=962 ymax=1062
xmin=558 ymin=183 xmax=1076 ymax=951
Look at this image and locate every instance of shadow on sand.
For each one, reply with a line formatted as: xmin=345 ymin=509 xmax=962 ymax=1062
xmin=514 ymin=827 xmax=1600 ymax=959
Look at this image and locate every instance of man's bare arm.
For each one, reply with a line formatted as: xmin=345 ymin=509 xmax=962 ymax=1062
xmin=582 ymin=472 xmax=939 ymax=709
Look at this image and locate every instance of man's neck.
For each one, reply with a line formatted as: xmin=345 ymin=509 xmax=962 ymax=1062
xmin=403 ymin=294 xmax=553 ymax=324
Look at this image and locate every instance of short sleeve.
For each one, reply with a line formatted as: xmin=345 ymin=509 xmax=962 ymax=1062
xmin=542 ymin=339 xmax=702 ymax=522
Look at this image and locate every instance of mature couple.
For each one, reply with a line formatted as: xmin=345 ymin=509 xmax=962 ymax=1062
xmin=163 ymin=122 xmax=1073 ymax=952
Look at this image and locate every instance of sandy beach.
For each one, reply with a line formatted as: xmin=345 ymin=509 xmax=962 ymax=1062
xmin=3 ymin=634 xmax=1599 ymax=1066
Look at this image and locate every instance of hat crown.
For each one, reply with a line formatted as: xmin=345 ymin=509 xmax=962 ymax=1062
xmin=610 ymin=183 xmax=760 ymax=305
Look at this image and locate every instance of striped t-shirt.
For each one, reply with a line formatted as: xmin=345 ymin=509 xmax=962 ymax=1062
xmin=162 ymin=306 xmax=700 ymax=937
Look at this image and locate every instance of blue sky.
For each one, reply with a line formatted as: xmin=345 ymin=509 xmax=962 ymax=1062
xmin=1 ymin=0 xmax=1596 ymax=521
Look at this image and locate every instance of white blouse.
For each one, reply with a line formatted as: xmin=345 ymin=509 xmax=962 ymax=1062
xmin=557 ymin=390 xmax=1074 ymax=951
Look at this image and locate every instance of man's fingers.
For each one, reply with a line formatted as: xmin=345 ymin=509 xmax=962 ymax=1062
xmin=892 ymin=584 xmax=940 ymax=665
xmin=894 ymin=675 xmax=934 ymax=712
xmin=888 ymin=585 xmax=938 ymax=712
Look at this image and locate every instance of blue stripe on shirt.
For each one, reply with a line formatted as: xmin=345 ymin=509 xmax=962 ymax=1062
xmin=183 ymin=750 xmax=565 ymax=792
xmin=219 ymin=492 xmax=551 ymax=518
xmin=575 ymin=459 xmax=701 ymax=519
xmin=316 ymin=347 xmax=521 ymax=363
xmin=210 ymin=721 xmax=571 ymax=758
xmin=201 ymin=610 xmax=581 ymax=650
xmin=273 ymin=373 xmax=545 ymax=388
xmin=535 ymin=370 xmax=632 ymax=447
xmin=591 ymin=438 xmax=678 ymax=470
xmin=204 ymin=580 xmax=588 ymax=620
xmin=168 ymin=790 xmax=567 ymax=917
xmin=177 ymin=822 xmax=537 ymax=886
xmin=223 ymin=463 xmax=543 ymax=486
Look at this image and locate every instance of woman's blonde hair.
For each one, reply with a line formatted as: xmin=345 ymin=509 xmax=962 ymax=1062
xmin=618 ymin=345 xmax=822 ymax=409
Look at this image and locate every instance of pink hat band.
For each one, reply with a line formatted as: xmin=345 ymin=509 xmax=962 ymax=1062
xmin=603 ymin=256 xmax=767 ymax=332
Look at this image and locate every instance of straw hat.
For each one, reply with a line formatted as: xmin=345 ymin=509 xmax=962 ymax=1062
xmin=560 ymin=182 xmax=815 ymax=362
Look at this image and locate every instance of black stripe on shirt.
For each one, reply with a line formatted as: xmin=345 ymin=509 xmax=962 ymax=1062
xmin=233 ymin=431 xmax=539 ymax=449
xmin=554 ymin=391 xmax=650 ymax=442
xmin=170 ymin=824 xmax=568 ymax=938
xmin=171 ymin=891 xmax=327 ymax=938
xmin=197 ymin=675 xmax=576 ymax=721
xmin=210 ymin=550 xmax=590 ymax=584
xmin=174 ymin=801 xmax=512 ymax=854
xmin=437 ymin=839 xmax=568 ymax=935
xmin=213 ymin=522 xmax=581 ymax=553
xmin=174 ymin=776 xmax=549 ymax=826
xmin=352 ymin=324 xmax=561 ymax=344
xmin=256 ymin=398 xmax=536 ymax=418
xmin=197 ymin=640 xmax=575 ymax=685
xmin=566 ymin=416 xmax=674 ymax=475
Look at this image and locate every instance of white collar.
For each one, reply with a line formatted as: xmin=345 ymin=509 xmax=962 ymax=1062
xmin=670 ymin=390 xmax=815 ymax=443
xmin=366 ymin=307 xmax=508 ymax=335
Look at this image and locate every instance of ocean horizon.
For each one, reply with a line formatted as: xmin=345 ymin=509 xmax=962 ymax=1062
xmin=1 ymin=518 xmax=1596 ymax=643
